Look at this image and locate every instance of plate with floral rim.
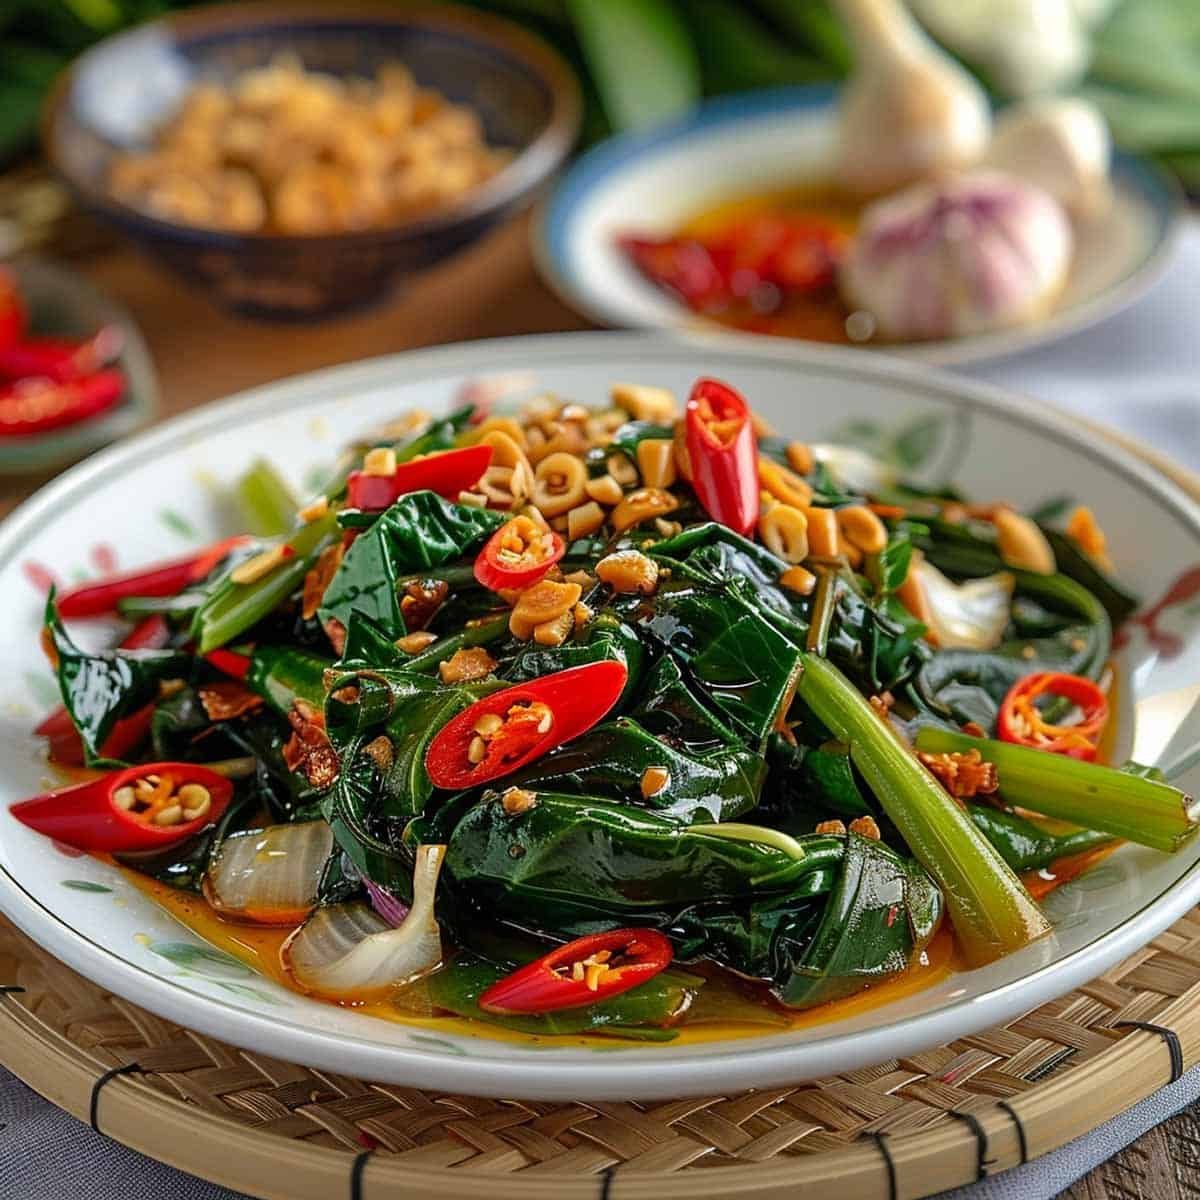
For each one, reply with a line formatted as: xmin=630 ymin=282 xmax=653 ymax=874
xmin=0 ymin=332 xmax=1196 ymax=1101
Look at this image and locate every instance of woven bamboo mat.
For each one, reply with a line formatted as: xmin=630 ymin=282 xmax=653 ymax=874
xmin=3 ymin=909 xmax=1200 ymax=1200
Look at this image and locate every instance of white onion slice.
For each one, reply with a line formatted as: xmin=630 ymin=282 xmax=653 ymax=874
xmin=810 ymin=444 xmax=899 ymax=495
xmin=203 ymin=821 xmax=332 ymax=925
xmin=282 ymin=845 xmax=446 ymax=1002
xmin=916 ymin=561 xmax=1014 ymax=650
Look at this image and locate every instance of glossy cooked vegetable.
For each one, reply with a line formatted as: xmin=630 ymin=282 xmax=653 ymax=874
xmin=19 ymin=377 xmax=1189 ymax=1042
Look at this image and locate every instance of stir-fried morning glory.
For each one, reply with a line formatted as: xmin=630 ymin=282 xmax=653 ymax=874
xmin=15 ymin=378 xmax=1197 ymax=1041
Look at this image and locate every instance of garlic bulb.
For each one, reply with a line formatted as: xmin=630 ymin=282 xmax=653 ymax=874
xmin=833 ymin=0 xmax=990 ymax=194
xmin=910 ymin=0 xmax=1090 ymax=98
xmin=839 ymin=171 xmax=1074 ymax=341
xmin=984 ymin=98 xmax=1112 ymax=219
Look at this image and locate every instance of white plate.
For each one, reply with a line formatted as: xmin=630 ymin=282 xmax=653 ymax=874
xmin=0 ymin=332 xmax=1198 ymax=1101
xmin=536 ymin=87 xmax=1183 ymax=368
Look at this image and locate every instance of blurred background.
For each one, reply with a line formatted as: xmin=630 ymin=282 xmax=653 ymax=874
xmin=0 ymin=0 xmax=1195 ymax=507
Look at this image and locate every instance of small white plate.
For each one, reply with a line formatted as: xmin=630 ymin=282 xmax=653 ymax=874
xmin=0 ymin=332 xmax=1197 ymax=1100
xmin=536 ymin=87 xmax=1183 ymax=368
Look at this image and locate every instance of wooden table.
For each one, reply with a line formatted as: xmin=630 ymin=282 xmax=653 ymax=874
xmin=7 ymin=210 xmax=1197 ymax=1200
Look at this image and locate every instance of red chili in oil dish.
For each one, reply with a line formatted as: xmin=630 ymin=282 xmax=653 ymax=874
xmin=10 ymin=762 xmax=233 ymax=852
xmin=346 ymin=444 xmax=492 ymax=511
xmin=55 ymin=536 xmax=249 ymax=618
xmin=0 ymin=369 xmax=125 ymax=438
xmin=479 ymin=928 xmax=674 ymax=1015
xmin=0 ymin=270 xmax=25 ymax=353
xmin=425 ymin=661 xmax=627 ymax=791
xmin=684 ymin=378 xmax=759 ymax=537
xmin=0 ymin=325 xmax=123 ymax=384
xmin=474 ymin=515 xmax=565 ymax=592
xmin=997 ymin=672 xmax=1109 ymax=762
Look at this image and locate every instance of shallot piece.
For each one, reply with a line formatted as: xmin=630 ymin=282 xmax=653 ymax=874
xmin=983 ymin=97 xmax=1112 ymax=219
xmin=832 ymin=0 xmax=990 ymax=195
xmin=838 ymin=171 xmax=1074 ymax=341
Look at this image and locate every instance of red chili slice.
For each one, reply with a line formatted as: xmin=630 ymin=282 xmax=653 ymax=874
xmin=34 ymin=615 xmax=171 ymax=766
xmin=997 ymin=672 xmax=1109 ymax=762
xmin=479 ymin=928 xmax=673 ymax=1015
xmin=0 ymin=369 xmax=125 ymax=437
xmin=346 ymin=444 xmax=492 ymax=511
xmin=205 ymin=648 xmax=252 ymax=681
xmin=425 ymin=660 xmax=627 ymax=791
xmin=56 ymin=535 xmax=250 ymax=618
xmin=474 ymin=515 xmax=565 ymax=592
xmin=0 ymin=268 xmax=26 ymax=353
xmin=0 ymin=326 xmax=123 ymax=383
xmin=685 ymin=378 xmax=760 ymax=537
xmin=10 ymin=762 xmax=233 ymax=852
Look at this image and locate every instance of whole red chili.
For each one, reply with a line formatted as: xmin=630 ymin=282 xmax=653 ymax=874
xmin=425 ymin=660 xmax=627 ymax=791
xmin=474 ymin=515 xmax=565 ymax=592
xmin=0 ymin=326 xmax=123 ymax=384
xmin=346 ymin=444 xmax=492 ymax=511
xmin=997 ymin=672 xmax=1109 ymax=762
xmin=479 ymin=928 xmax=674 ymax=1015
xmin=0 ymin=369 xmax=125 ymax=438
xmin=10 ymin=762 xmax=233 ymax=852
xmin=684 ymin=378 xmax=760 ymax=536
xmin=56 ymin=535 xmax=249 ymax=618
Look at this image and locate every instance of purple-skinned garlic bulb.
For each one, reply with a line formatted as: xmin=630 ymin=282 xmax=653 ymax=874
xmin=839 ymin=171 xmax=1073 ymax=342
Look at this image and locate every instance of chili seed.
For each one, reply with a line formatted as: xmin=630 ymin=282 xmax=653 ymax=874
xmin=474 ymin=713 xmax=504 ymax=737
xmin=114 ymin=786 xmax=136 ymax=811
xmin=536 ymin=710 xmax=553 ymax=734
xmin=153 ymin=804 xmax=183 ymax=827
xmin=584 ymin=963 xmax=607 ymax=991
xmin=467 ymin=735 xmax=487 ymax=764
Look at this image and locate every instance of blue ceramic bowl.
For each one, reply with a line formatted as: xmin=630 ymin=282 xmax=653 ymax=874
xmin=44 ymin=2 xmax=580 ymax=320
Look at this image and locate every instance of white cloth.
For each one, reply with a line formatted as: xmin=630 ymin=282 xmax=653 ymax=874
xmin=3 ymin=227 xmax=1199 ymax=1200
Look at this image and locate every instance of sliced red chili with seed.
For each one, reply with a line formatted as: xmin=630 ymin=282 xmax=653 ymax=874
xmin=685 ymin=378 xmax=759 ymax=537
xmin=474 ymin=515 xmax=565 ymax=592
xmin=479 ymin=928 xmax=673 ymax=1015
xmin=346 ymin=444 xmax=492 ymax=511
xmin=425 ymin=661 xmax=627 ymax=791
xmin=997 ymin=672 xmax=1109 ymax=762
xmin=10 ymin=762 xmax=233 ymax=852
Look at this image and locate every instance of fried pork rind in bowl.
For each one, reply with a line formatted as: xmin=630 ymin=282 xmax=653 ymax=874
xmin=44 ymin=2 xmax=580 ymax=320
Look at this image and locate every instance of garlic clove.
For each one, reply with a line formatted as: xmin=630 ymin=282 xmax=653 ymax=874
xmin=838 ymin=170 xmax=1074 ymax=342
xmin=833 ymin=0 xmax=990 ymax=195
xmin=910 ymin=0 xmax=1090 ymax=99
xmin=983 ymin=97 xmax=1112 ymax=219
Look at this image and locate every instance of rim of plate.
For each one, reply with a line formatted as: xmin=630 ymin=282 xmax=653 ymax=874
xmin=534 ymin=85 xmax=1185 ymax=370
xmin=1 ymin=331 xmax=1198 ymax=1101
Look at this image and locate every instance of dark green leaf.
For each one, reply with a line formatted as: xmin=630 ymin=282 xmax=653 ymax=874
xmin=319 ymin=492 xmax=503 ymax=638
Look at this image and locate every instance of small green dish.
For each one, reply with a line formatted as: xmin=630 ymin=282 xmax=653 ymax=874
xmin=0 ymin=256 xmax=158 ymax=477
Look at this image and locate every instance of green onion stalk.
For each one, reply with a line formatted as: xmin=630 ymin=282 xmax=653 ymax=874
xmin=797 ymin=654 xmax=1052 ymax=966
xmin=914 ymin=728 xmax=1200 ymax=854
xmin=193 ymin=510 xmax=338 ymax=653
xmin=235 ymin=459 xmax=299 ymax=537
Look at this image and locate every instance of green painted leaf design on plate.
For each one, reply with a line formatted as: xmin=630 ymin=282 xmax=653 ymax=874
xmin=61 ymin=880 xmax=113 ymax=893
xmin=147 ymin=941 xmax=253 ymax=978
xmin=159 ymin=509 xmax=198 ymax=539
